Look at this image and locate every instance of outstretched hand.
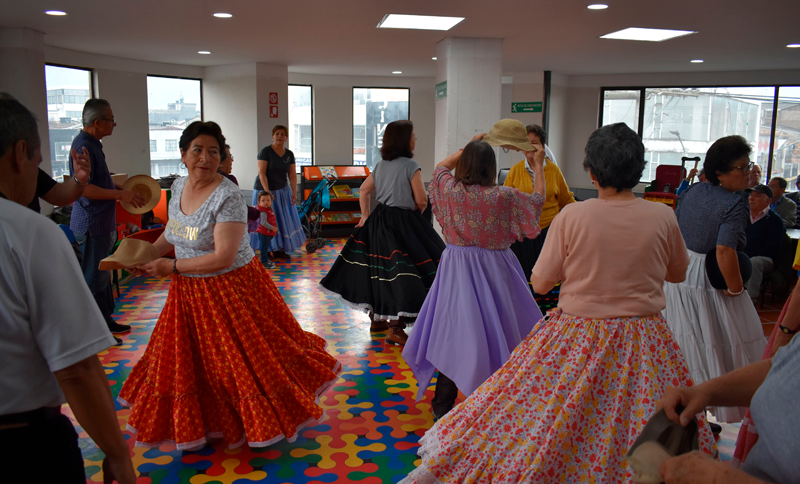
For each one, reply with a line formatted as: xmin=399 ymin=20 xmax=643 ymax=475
xmin=71 ymin=147 xmax=91 ymax=185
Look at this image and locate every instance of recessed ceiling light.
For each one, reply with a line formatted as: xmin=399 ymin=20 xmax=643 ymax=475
xmin=213 ymin=13 xmax=233 ymax=18
xmin=432 ymin=57 xmax=437 ymax=60
xmin=788 ymin=44 xmax=800 ymax=48
xmin=601 ymin=27 xmax=696 ymax=42
xmin=691 ymin=59 xmax=704 ymax=63
xmin=392 ymin=71 xmax=402 ymax=74
xmin=377 ymin=14 xmax=465 ymax=31
xmin=45 ymin=10 xmax=67 ymax=16
xmin=587 ymin=4 xmax=609 ymax=9
xmin=198 ymin=51 xmax=211 ymax=55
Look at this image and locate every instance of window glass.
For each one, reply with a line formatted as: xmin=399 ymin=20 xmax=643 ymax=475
xmin=602 ymin=89 xmax=640 ymax=132
xmin=772 ymin=86 xmax=800 ymax=189
xmin=640 ymin=87 xmax=775 ymax=183
xmin=288 ymin=85 xmax=312 ymax=167
xmin=353 ymin=88 xmax=410 ymax=169
xmin=147 ymin=76 xmax=201 ymax=177
xmin=45 ymin=65 xmax=92 ymax=179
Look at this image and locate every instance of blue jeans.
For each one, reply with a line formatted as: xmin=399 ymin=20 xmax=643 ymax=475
xmin=74 ymin=230 xmax=116 ymax=328
xmin=257 ymin=233 xmax=273 ymax=266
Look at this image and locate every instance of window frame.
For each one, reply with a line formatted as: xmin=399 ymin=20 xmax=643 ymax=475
xmin=44 ymin=63 xmax=95 ymax=179
xmin=288 ymin=84 xmax=314 ymax=169
xmin=352 ymin=86 xmax=411 ymax=167
xmin=598 ymin=84 xmax=799 ymax=181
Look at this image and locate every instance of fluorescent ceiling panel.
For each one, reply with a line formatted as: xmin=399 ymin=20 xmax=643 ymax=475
xmin=377 ymin=14 xmax=465 ymax=31
xmin=600 ymin=27 xmax=696 ymax=42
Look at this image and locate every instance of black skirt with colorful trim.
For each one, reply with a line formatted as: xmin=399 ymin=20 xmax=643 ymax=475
xmin=319 ymin=203 xmax=445 ymax=321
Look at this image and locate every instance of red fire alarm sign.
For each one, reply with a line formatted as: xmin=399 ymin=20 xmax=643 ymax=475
xmin=269 ymin=92 xmax=278 ymax=104
xmin=270 ymin=106 xmax=278 ymax=118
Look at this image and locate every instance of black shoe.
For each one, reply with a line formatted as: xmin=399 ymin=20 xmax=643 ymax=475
xmin=273 ymin=251 xmax=291 ymax=259
xmin=108 ymin=321 xmax=131 ymax=334
xmin=114 ymin=337 xmax=123 ymax=346
xmin=709 ymin=422 xmax=722 ymax=435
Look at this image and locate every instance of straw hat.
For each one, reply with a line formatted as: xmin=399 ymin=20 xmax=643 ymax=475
xmin=98 ymin=238 xmax=161 ymax=270
xmin=121 ymin=175 xmax=162 ymax=214
xmin=482 ymin=119 xmax=536 ymax=152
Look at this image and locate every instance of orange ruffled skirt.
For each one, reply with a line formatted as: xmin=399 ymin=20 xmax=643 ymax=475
xmin=118 ymin=258 xmax=341 ymax=450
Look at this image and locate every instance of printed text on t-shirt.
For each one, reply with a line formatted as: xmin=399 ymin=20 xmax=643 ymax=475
xmin=166 ymin=219 xmax=199 ymax=241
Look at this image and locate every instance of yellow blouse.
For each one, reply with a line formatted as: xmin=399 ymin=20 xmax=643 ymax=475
xmin=504 ymin=159 xmax=576 ymax=229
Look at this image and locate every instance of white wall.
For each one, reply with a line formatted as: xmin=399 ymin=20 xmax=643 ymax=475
xmin=498 ymin=71 xmax=546 ymax=170
xmin=551 ymin=68 xmax=800 ymax=191
xmin=290 ymin=73 xmax=436 ymax=179
xmin=94 ymin=69 xmax=151 ymax=177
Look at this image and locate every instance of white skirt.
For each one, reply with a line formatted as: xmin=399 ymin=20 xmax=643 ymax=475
xmin=662 ymin=250 xmax=766 ymax=423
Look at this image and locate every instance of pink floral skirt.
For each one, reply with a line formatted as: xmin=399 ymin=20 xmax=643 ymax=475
xmin=402 ymin=310 xmax=716 ymax=483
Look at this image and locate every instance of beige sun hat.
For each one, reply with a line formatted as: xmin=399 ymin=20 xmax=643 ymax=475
xmin=482 ymin=119 xmax=536 ymax=152
xmin=99 ymin=238 xmax=161 ymax=270
xmin=121 ymin=175 xmax=162 ymax=214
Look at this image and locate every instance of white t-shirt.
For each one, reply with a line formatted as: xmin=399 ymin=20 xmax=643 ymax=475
xmin=0 ymin=198 xmax=116 ymax=415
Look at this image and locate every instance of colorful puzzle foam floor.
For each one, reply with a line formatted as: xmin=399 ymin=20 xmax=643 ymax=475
xmin=70 ymin=238 xmax=736 ymax=483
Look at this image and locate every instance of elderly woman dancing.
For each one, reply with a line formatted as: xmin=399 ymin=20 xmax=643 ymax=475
xmin=401 ymin=123 xmax=715 ymax=484
xmin=119 ymin=121 xmax=340 ymax=451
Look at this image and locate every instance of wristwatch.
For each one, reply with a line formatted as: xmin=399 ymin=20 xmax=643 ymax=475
xmin=778 ymin=322 xmax=798 ymax=335
xmin=73 ymin=175 xmax=89 ymax=187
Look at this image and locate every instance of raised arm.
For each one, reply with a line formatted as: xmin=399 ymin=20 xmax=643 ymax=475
xmin=41 ymin=147 xmax=90 ymax=206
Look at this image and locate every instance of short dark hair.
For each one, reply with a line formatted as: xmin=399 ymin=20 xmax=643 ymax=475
xmin=272 ymin=125 xmax=287 ymax=137
xmin=380 ymin=120 xmax=414 ymax=161
xmin=526 ymin=124 xmax=547 ymax=145
xmin=583 ymin=123 xmax=645 ymax=192
xmin=456 ymin=140 xmax=496 ymax=187
xmin=257 ymin=190 xmax=272 ymax=200
xmin=703 ymin=135 xmax=752 ymax=186
xmin=82 ymin=98 xmax=111 ymax=127
xmin=0 ymin=92 xmax=40 ymax=159
xmin=179 ymin=121 xmax=228 ymax=161
xmin=771 ymin=177 xmax=788 ymax=189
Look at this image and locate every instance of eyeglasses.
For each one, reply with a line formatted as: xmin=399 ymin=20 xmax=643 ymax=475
xmin=102 ymin=117 xmax=115 ymax=123
xmin=732 ymin=161 xmax=754 ymax=174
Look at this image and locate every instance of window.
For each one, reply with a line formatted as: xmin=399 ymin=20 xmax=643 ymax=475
xmin=353 ymin=87 xmax=410 ymax=169
xmin=288 ymin=85 xmax=313 ymax=167
xmin=147 ymin=76 xmax=202 ymax=177
xmin=772 ymin=86 xmax=800 ymax=188
xmin=600 ymin=86 xmax=781 ymax=184
xmin=601 ymin=89 xmax=642 ymax=132
xmin=45 ymin=65 xmax=92 ymax=179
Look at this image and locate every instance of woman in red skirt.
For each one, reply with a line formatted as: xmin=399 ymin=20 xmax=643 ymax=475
xmin=120 ymin=121 xmax=341 ymax=451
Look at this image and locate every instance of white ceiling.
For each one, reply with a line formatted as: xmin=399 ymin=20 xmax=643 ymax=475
xmin=3 ymin=0 xmax=800 ymax=77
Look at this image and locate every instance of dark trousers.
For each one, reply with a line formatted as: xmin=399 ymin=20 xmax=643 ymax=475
xmin=432 ymin=372 xmax=459 ymax=418
xmin=509 ymin=225 xmax=550 ymax=293
xmin=257 ymin=233 xmax=274 ymax=265
xmin=0 ymin=414 xmax=85 ymax=483
xmin=75 ymin=230 xmax=116 ymax=328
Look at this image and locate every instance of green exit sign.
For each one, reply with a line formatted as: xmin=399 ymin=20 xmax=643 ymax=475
xmin=511 ymin=102 xmax=542 ymax=113
xmin=435 ymin=81 xmax=447 ymax=100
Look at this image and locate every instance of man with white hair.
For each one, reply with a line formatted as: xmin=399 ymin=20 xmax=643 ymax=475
xmin=69 ymin=98 xmax=144 ymax=336
xmin=0 ymin=92 xmax=135 ymax=483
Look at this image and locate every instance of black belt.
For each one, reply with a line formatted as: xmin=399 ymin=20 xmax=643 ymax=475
xmin=0 ymin=407 xmax=62 ymax=430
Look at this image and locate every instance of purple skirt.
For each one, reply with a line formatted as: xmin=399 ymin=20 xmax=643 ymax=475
xmin=403 ymin=244 xmax=544 ymax=402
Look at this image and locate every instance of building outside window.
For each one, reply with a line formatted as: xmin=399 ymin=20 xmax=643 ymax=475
xmin=288 ymin=85 xmax=313 ymax=168
xmin=600 ymin=86 xmax=782 ymax=184
xmin=772 ymin=87 xmax=800 ymax=187
xmin=352 ymin=87 xmax=409 ymax=169
xmin=44 ymin=65 xmax=92 ymax=179
xmin=147 ymin=76 xmax=201 ymax=177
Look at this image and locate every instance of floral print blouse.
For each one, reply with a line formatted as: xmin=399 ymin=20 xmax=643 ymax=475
xmin=428 ymin=166 xmax=544 ymax=250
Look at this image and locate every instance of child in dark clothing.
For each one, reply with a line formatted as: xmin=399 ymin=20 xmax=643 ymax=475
xmin=256 ymin=191 xmax=278 ymax=269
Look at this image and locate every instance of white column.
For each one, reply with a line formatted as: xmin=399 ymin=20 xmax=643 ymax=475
xmin=434 ymin=37 xmax=503 ymax=164
xmin=0 ymin=28 xmax=50 ymax=172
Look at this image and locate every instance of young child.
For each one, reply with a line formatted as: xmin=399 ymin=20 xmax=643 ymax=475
xmin=256 ymin=191 xmax=278 ymax=269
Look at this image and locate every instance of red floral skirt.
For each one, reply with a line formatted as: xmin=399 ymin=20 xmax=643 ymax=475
xmin=118 ymin=258 xmax=341 ymax=450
